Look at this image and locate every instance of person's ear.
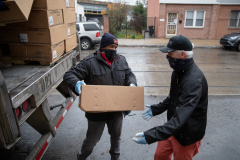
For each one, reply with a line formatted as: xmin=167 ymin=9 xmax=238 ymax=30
xmin=181 ymin=51 xmax=186 ymax=59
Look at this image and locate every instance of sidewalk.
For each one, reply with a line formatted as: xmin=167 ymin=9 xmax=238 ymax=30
xmin=118 ymin=38 xmax=222 ymax=48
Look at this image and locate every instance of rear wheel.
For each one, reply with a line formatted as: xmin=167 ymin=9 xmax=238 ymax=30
xmin=237 ymin=42 xmax=240 ymax=52
xmin=81 ymin=39 xmax=91 ymax=50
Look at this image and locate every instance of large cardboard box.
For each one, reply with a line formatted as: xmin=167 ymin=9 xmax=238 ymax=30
xmin=0 ymin=0 xmax=34 ymax=24
xmin=32 ymin=0 xmax=64 ymax=10
xmin=80 ymin=85 xmax=144 ymax=112
xmin=65 ymin=0 xmax=75 ymax=8
xmin=26 ymin=41 xmax=65 ymax=62
xmin=18 ymin=24 xmax=67 ymax=45
xmin=9 ymin=43 xmax=27 ymax=57
xmin=63 ymin=8 xmax=76 ymax=24
xmin=9 ymin=41 xmax=64 ymax=62
xmin=16 ymin=10 xmax=64 ymax=28
xmin=65 ymin=34 xmax=77 ymax=53
xmin=67 ymin=23 xmax=76 ymax=37
xmin=0 ymin=27 xmax=19 ymax=43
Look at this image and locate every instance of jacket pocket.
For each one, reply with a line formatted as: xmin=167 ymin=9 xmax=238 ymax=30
xmin=93 ymin=70 xmax=106 ymax=76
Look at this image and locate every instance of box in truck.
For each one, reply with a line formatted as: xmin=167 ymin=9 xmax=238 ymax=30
xmin=32 ymin=0 xmax=64 ymax=10
xmin=18 ymin=24 xmax=67 ymax=45
xmin=0 ymin=0 xmax=34 ymax=24
xmin=15 ymin=9 xmax=64 ymax=28
xmin=65 ymin=34 xmax=77 ymax=53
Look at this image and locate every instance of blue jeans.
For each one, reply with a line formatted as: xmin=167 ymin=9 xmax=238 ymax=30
xmin=78 ymin=112 xmax=123 ymax=160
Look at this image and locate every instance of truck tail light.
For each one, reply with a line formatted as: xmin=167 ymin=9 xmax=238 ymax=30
xmin=16 ymin=106 xmax=22 ymax=120
xmin=96 ymin=32 xmax=100 ymax=37
xmin=22 ymin=99 xmax=31 ymax=112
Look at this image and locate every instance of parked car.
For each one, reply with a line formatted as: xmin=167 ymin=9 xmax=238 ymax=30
xmin=76 ymin=22 xmax=103 ymax=50
xmin=220 ymin=31 xmax=240 ymax=51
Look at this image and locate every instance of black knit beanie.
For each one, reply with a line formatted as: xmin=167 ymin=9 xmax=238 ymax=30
xmin=100 ymin=33 xmax=118 ymax=49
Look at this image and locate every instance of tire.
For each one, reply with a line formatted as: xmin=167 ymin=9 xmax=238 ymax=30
xmin=237 ymin=42 xmax=240 ymax=52
xmin=81 ymin=39 xmax=91 ymax=50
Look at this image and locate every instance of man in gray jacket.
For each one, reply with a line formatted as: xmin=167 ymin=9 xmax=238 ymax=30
xmin=132 ymin=35 xmax=208 ymax=160
xmin=64 ymin=33 xmax=137 ymax=160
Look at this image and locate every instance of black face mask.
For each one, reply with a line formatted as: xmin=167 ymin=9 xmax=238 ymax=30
xmin=101 ymin=49 xmax=117 ymax=61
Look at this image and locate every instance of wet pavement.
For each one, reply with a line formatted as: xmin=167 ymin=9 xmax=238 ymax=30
xmin=81 ymin=47 xmax=240 ymax=95
xmin=0 ymin=47 xmax=240 ymax=160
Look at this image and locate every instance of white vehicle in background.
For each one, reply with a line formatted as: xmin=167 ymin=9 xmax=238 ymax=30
xmin=76 ymin=22 xmax=104 ymax=50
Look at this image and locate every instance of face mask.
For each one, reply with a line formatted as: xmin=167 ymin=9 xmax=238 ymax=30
xmin=101 ymin=49 xmax=117 ymax=61
xmin=166 ymin=55 xmax=189 ymax=71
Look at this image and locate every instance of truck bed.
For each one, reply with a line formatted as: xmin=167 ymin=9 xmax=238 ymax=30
xmin=0 ymin=50 xmax=78 ymax=109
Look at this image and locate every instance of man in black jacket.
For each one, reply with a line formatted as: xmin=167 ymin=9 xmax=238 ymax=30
xmin=132 ymin=35 xmax=208 ymax=160
xmin=63 ymin=33 xmax=137 ymax=160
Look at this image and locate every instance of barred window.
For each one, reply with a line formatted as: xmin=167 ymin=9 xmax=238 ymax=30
xmin=229 ymin=11 xmax=240 ymax=28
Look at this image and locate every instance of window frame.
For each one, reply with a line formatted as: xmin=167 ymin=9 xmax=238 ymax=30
xmin=228 ymin=10 xmax=240 ymax=28
xmin=83 ymin=23 xmax=100 ymax=31
xmin=184 ymin=10 xmax=206 ymax=28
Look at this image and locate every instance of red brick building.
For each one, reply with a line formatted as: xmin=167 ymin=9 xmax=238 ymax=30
xmin=148 ymin=0 xmax=240 ymax=39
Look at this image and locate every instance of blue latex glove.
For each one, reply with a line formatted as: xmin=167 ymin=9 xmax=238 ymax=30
xmin=142 ymin=105 xmax=153 ymax=121
xmin=130 ymin=83 xmax=136 ymax=87
xmin=75 ymin=81 xmax=86 ymax=94
xmin=132 ymin=132 xmax=147 ymax=144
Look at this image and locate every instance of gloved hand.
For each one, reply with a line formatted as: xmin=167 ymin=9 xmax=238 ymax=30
xmin=75 ymin=81 xmax=86 ymax=95
xmin=132 ymin=132 xmax=147 ymax=144
xmin=142 ymin=105 xmax=153 ymax=121
xmin=130 ymin=83 xmax=136 ymax=87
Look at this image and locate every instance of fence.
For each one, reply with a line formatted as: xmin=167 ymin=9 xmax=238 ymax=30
xmin=109 ymin=16 xmax=158 ymax=39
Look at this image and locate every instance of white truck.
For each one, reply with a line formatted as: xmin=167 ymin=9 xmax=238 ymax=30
xmin=0 ymin=49 xmax=80 ymax=160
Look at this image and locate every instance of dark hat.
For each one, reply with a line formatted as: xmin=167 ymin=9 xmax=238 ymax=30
xmin=159 ymin=35 xmax=192 ymax=53
xmin=100 ymin=33 xmax=118 ymax=49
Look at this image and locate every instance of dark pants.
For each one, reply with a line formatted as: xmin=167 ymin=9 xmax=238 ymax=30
xmin=78 ymin=112 xmax=123 ymax=160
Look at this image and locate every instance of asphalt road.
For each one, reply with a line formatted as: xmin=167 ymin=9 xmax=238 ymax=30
xmin=0 ymin=47 xmax=240 ymax=160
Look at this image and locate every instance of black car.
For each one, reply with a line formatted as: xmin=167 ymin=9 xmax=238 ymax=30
xmin=220 ymin=31 xmax=240 ymax=51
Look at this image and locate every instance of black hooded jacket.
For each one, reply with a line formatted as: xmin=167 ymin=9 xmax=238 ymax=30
xmin=63 ymin=50 xmax=137 ymax=121
xmin=144 ymin=58 xmax=208 ymax=146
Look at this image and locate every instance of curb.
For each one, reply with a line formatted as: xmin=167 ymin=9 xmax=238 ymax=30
xmin=118 ymin=44 xmax=222 ymax=49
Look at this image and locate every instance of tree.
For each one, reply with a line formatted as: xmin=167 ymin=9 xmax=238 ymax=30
xmin=106 ymin=2 xmax=129 ymax=34
xmin=131 ymin=1 xmax=147 ymax=17
xmin=130 ymin=1 xmax=147 ymax=34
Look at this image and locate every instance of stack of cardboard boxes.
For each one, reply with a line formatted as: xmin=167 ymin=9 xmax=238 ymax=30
xmin=0 ymin=0 xmax=77 ymax=65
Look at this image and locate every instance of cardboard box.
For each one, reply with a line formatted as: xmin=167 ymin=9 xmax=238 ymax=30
xmin=26 ymin=41 xmax=65 ymax=62
xmin=18 ymin=24 xmax=67 ymax=45
xmin=9 ymin=43 xmax=27 ymax=57
xmin=65 ymin=34 xmax=77 ymax=53
xmin=16 ymin=10 xmax=64 ymax=28
xmin=65 ymin=0 xmax=75 ymax=8
xmin=9 ymin=41 xmax=64 ymax=62
xmin=32 ymin=0 xmax=64 ymax=10
xmin=63 ymin=8 xmax=76 ymax=24
xmin=80 ymin=85 xmax=144 ymax=112
xmin=67 ymin=23 xmax=76 ymax=37
xmin=0 ymin=27 xmax=19 ymax=43
xmin=0 ymin=0 xmax=34 ymax=24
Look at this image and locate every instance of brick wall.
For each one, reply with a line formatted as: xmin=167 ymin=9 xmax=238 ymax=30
xmin=216 ymin=5 xmax=240 ymax=40
xmin=158 ymin=4 xmax=214 ymax=39
xmin=103 ymin=14 xmax=109 ymax=33
xmin=155 ymin=3 xmax=240 ymax=39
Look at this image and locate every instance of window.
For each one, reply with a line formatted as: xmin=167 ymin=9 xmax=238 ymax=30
xmin=76 ymin=24 xmax=80 ymax=31
xmin=83 ymin=24 xmax=99 ymax=31
xmin=229 ymin=11 xmax=240 ymax=28
xmin=185 ymin=10 xmax=205 ymax=27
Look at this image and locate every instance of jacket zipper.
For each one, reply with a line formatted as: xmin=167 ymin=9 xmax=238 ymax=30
xmin=111 ymin=60 xmax=115 ymax=85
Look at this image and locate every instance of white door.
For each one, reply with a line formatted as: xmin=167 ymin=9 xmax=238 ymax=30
xmin=166 ymin=13 xmax=178 ymax=37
